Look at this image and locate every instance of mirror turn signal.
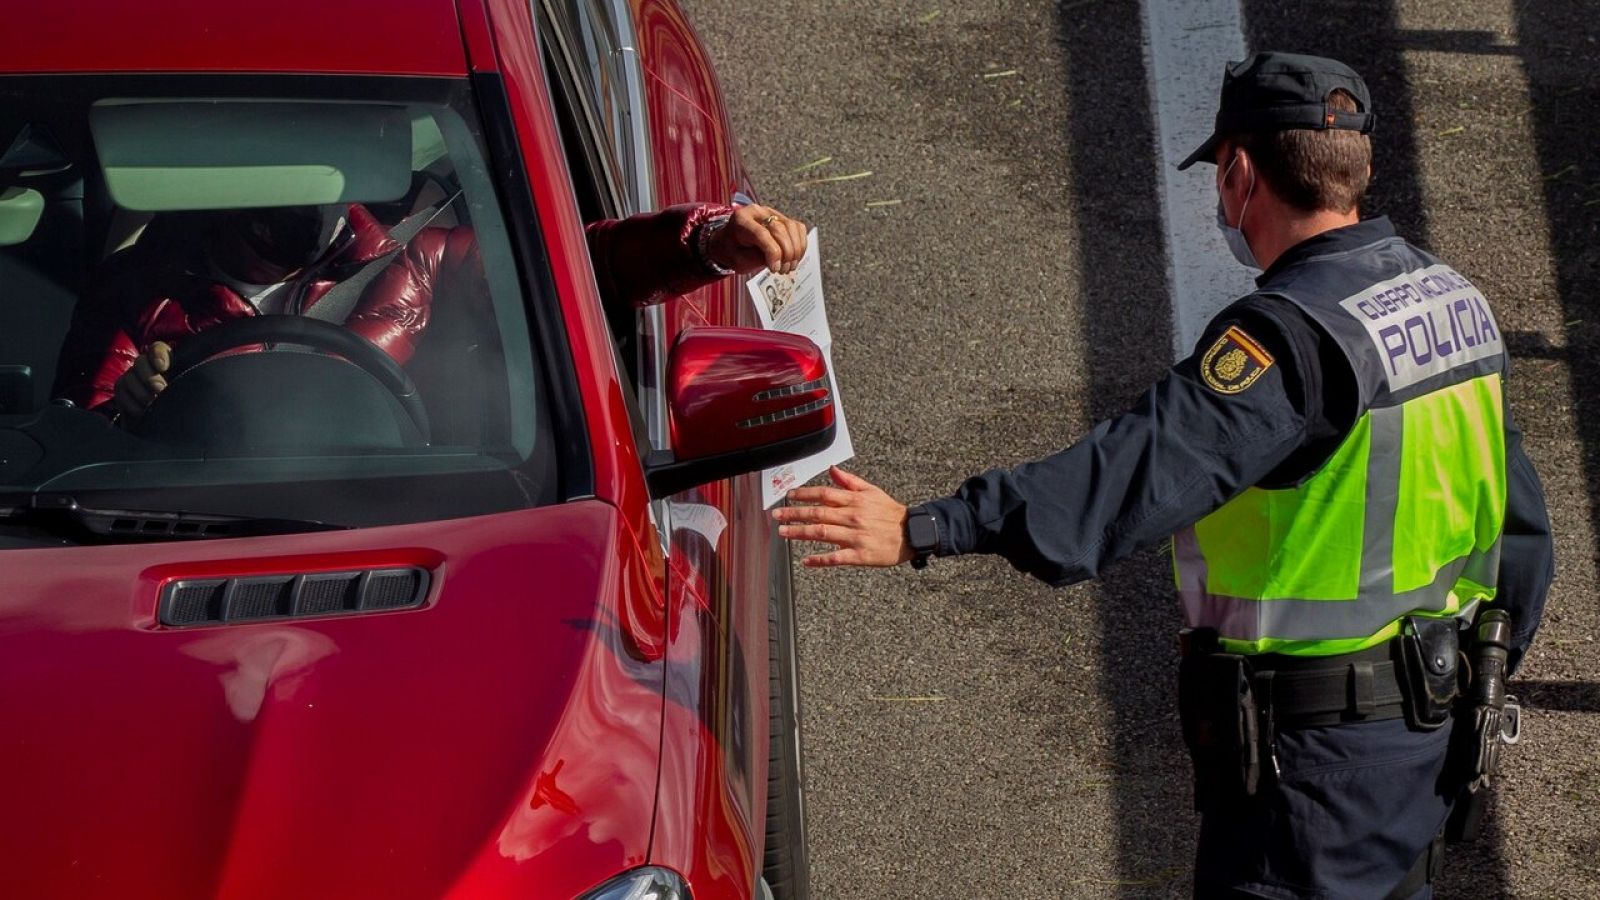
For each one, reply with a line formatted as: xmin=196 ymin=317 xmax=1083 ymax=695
xmin=643 ymin=327 xmax=837 ymax=498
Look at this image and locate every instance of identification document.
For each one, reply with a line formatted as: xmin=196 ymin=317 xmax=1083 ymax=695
xmin=746 ymin=228 xmax=854 ymax=509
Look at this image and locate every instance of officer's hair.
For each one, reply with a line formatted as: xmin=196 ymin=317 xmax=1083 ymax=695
xmin=1236 ymin=89 xmax=1372 ymax=214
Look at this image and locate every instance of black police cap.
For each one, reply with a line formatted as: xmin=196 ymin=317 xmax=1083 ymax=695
xmin=1177 ymin=51 xmax=1376 ymax=171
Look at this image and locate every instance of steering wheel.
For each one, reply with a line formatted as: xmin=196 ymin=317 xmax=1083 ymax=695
xmin=148 ymin=315 xmax=430 ymax=438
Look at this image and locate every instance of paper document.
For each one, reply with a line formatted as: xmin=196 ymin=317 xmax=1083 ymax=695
xmin=746 ymin=228 xmax=853 ymax=509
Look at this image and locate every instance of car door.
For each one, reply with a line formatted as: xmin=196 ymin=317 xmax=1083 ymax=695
xmin=537 ymin=3 xmax=768 ymax=896
xmin=624 ymin=0 xmax=776 ymax=892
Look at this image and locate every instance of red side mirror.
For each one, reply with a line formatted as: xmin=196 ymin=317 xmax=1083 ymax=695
xmin=644 ymin=327 xmax=837 ymax=498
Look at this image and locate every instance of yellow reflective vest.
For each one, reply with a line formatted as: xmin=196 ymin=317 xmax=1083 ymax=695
xmin=1174 ymin=259 xmax=1507 ymax=656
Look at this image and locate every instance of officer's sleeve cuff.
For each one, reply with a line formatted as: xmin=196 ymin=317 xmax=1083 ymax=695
xmin=923 ymin=496 xmax=979 ymax=558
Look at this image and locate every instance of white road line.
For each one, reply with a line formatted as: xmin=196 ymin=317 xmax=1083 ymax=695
xmin=1139 ymin=0 xmax=1257 ymax=358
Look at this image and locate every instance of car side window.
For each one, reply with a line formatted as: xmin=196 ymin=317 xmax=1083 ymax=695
xmin=539 ymin=4 xmax=625 ymax=217
xmin=540 ymin=2 xmax=674 ymax=531
xmin=544 ymin=0 xmax=643 ymax=214
xmin=538 ymin=11 xmax=657 ymax=449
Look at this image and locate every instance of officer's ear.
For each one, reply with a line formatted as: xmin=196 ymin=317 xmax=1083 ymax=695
xmin=1214 ymin=140 xmax=1243 ymax=188
xmin=1230 ymin=146 xmax=1254 ymax=186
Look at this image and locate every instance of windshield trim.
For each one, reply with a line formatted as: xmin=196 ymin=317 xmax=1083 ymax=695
xmin=470 ymin=71 xmax=595 ymax=501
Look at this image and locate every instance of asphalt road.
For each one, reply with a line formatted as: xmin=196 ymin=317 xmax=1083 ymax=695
xmin=683 ymin=1 xmax=1600 ymax=896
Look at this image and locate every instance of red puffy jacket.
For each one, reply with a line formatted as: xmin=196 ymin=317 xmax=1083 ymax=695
xmin=53 ymin=202 xmax=735 ymax=412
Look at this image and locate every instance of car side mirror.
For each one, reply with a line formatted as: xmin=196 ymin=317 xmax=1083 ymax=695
xmin=644 ymin=326 xmax=836 ymax=498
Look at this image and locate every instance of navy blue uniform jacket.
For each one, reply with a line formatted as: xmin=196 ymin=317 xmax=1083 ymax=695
xmin=924 ymin=218 xmax=1554 ymax=670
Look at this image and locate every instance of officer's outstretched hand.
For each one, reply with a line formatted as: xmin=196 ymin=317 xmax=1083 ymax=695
xmin=771 ymin=466 xmax=913 ymax=568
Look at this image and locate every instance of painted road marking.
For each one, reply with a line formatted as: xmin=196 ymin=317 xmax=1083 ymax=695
xmin=1138 ymin=0 xmax=1258 ymax=358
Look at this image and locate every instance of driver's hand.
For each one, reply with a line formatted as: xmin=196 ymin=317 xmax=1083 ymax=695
xmin=112 ymin=341 xmax=172 ymax=424
xmin=706 ymin=204 xmax=808 ymax=276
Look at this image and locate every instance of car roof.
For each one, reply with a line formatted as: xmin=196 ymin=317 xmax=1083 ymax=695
xmin=5 ymin=0 xmax=468 ymax=77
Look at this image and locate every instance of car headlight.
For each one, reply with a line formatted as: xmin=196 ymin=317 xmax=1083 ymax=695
xmin=577 ymin=867 xmax=691 ymax=900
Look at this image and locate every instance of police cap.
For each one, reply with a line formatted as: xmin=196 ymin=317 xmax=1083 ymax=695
xmin=1177 ymin=51 xmax=1376 ymax=171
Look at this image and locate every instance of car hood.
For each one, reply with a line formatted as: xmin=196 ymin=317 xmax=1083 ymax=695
xmin=0 ymin=501 xmax=666 ymax=899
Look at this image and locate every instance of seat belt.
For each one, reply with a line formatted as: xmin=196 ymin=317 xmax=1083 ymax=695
xmin=301 ymin=190 xmax=462 ymax=325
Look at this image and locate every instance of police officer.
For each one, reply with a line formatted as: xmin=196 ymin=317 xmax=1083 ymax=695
xmin=772 ymin=52 xmax=1554 ymax=898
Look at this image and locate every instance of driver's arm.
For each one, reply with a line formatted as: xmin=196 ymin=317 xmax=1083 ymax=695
xmin=584 ymin=202 xmax=807 ymax=310
xmin=585 ymin=203 xmax=735 ymax=310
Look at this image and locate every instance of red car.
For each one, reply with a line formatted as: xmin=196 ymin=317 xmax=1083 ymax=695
xmin=0 ymin=1 xmax=823 ymax=898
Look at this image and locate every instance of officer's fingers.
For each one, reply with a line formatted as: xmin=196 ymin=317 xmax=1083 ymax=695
xmin=772 ymin=507 xmax=848 ymax=529
xmin=148 ymin=341 xmax=172 ymax=373
xmin=779 ymin=486 xmax=854 ymax=509
xmin=776 ymin=506 xmax=855 ymax=529
xmin=777 ymin=522 xmax=853 ymax=547
xmin=802 ymin=547 xmax=887 ymax=568
xmin=828 ymin=466 xmax=878 ymax=493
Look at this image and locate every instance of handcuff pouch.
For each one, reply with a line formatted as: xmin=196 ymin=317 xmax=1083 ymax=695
xmin=1398 ymin=615 xmax=1460 ymax=730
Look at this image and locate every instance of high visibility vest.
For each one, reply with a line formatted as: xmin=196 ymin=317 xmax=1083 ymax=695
xmin=1174 ymin=250 xmax=1509 ymax=657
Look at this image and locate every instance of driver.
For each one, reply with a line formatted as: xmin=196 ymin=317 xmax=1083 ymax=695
xmin=52 ymin=200 xmax=807 ymax=424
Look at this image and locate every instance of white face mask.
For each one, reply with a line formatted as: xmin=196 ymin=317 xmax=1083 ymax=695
xmin=1215 ymin=152 xmax=1259 ymax=270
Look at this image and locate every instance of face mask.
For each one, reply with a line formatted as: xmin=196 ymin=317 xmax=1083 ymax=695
xmin=1215 ymin=153 xmax=1259 ymax=270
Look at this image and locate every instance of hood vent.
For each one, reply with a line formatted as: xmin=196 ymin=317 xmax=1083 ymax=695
xmin=160 ymin=567 xmax=430 ymax=627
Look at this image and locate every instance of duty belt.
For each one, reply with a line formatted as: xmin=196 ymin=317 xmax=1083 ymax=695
xmin=1181 ymin=633 xmax=1417 ymax=809
xmin=1248 ymin=642 xmax=1408 ymax=727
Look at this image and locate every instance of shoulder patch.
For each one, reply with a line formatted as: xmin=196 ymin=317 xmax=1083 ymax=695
xmin=1200 ymin=325 xmax=1275 ymax=395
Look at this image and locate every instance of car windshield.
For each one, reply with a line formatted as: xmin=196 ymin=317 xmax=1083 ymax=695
xmin=0 ymin=75 xmax=565 ymax=546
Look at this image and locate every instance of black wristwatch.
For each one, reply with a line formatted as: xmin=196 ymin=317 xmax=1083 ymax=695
xmin=905 ymin=505 xmax=940 ymax=570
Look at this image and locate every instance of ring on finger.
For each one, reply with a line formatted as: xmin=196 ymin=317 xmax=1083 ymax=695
xmin=761 ymin=214 xmax=780 ymax=228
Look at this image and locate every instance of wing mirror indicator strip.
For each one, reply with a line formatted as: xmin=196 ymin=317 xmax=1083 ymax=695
xmin=750 ymin=376 xmax=829 ymax=403
xmin=736 ymin=395 xmax=831 ymax=430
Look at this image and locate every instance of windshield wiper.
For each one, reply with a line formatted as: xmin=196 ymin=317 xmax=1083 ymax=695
xmin=0 ymin=494 xmax=351 ymax=543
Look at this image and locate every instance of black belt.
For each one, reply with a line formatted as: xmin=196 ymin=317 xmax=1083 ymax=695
xmin=1249 ymin=642 xmax=1407 ymax=727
